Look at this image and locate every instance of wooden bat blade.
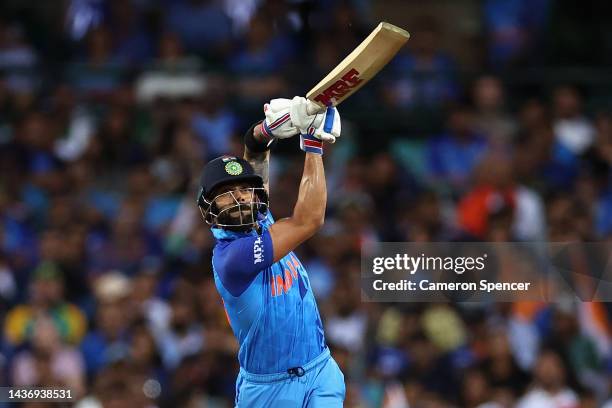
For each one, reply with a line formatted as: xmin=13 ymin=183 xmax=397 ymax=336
xmin=306 ymin=22 xmax=410 ymax=112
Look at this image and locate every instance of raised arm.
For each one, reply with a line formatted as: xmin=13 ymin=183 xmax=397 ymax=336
xmin=244 ymin=123 xmax=271 ymax=193
xmin=268 ymin=153 xmax=326 ymax=262
xmin=267 ymin=99 xmax=340 ymax=262
xmin=244 ymin=97 xmax=340 ymax=263
xmin=242 ymin=99 xmax=301 ymax=192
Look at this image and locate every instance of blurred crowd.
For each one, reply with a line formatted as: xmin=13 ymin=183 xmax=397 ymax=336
xmin=0 ymin=0 xmax=611 ymax=407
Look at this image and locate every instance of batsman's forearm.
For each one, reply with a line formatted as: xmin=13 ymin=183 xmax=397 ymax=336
xmin=252 ymin=123 xmax=266 ymax=141
xmin=244 ymin=123 xmax=270 ymax=187
xmin=292 ymin=153 xmax=326 ymax=229
xmin=244 ymin=148 xmax=270 ymax=185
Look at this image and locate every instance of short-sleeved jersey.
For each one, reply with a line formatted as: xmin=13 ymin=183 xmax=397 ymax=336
xmin=211 ymin=212 xmax=326 ymax=374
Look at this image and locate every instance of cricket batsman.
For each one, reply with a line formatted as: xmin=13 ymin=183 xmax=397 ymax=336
xmin=196 ymin=97 xmax=345 ymax=407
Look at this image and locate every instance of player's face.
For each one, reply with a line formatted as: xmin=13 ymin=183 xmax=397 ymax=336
xmin=213 ymin=182 xmax=258 ymax=222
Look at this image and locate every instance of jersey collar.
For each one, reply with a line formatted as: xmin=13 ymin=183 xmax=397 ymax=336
xmin=211 ymin=225 xmax=258 ymax=240
xmin=211 ymin=213 xmax=267 ymax=241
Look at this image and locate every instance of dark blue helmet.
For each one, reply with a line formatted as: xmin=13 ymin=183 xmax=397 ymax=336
xmin=196 ymin=156 xmax=268 ymax=229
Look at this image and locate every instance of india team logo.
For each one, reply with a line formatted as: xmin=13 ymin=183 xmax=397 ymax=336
xmin=225 ymin=161 xmax=243 ymax=176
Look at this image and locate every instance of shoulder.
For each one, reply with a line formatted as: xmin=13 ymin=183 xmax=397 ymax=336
xmin=212 ymin=240 xmax=232 ymax=270
xmin=212 ymin=231 xmax=274 ymax=275
xmin=211 ymin=231 xmax=275 ymax=297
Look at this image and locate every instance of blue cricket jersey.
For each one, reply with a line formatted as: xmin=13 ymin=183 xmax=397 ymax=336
xmin=211 ymin=212 xmax=327 ymax=374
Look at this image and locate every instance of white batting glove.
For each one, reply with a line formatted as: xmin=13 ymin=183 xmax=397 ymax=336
xmin=261 ymin=98 xmax=299 ymax=139
xmin=289 ymin=96 xmax=341 ymax=144
xmin=288 ymin=97 xmax=341 ymax=155
xmin=313 ymin=105 xmax=341 ymax=144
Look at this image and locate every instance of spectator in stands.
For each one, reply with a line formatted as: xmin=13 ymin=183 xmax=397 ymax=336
xmin=545 ymin=193 xmax=584 ymax=241
xmin=229 ymin=12 xmax=292 ymax=102
xmin=191 ymin=79 xmax=238 ymax=159
xmin=0 ymin=181 xmax=37 ymax=271
xmin=80 ymin=273 xmax=132 ymax=377
xmin=91 ymin=105 xmax=145 ymax=168
xmin=399 ymin=190 xmax=456 ymax=241
xmin=514 ymin=103 xmax=580 ymax=191
xmin=403 ymin=331 xmax=456 ymax=397
xmin=196 ymin=276 xmax=234 ymax=354
xmin=364 ymin=153 xmax=416 ymax=239
xmin=153 ymin=280 xmax=203 ymax=370
xmin=383 ymin=15 xmax=458 ymax=110
xmin=0 ymin=253 xmax=16 ymax=311
xmin=458 ymin=152 xmax=545 ymax=240
xmin=325 ymin=262 xmax=366 ymax=353
xmin=460 ymin=368 xmax=496 ymax=407
xmin=17 ymin=111 xmax=66 ymax=209
xmin=426 ymin=104 xmax=488 ymax=194
xmin=517 ymin=350 xmax=580 ymax=408
xmin=165 ymin=0 xmax=233 ymax=60
xmin=80 ymin=362 xmax=151 ymax=407
xmin=4 ymin=262 xmax=86 ymax=346
xmin=127 ymin=320 xmax=166 ymax=395
xmin=106 ymin=0 xmax=154 ymax=64
xmin=87 ymin=196 xmax=161 ymax=276
xmin=0 ymin=23 xmax=39 ymax=93
xmin=553 ymin=85 xmax=595 ymax=155
xmin=10 ymin=315 xmax=85 ymax=396
xmin=482 ymin=0 xmax=551 ymax=68
xmin=472 ymin=75 xmax=518 ymax=144
xmin=67 ymin=26 xmax=126 ymax=96
xmin=546 ymin=303 xmax=608 ymax=399
xmin=228 ymin=12 xmax=294 ymax=76
xmin=150 ymin=31 xmax=205 ymax=73
xmin=129 ymin=259 xmax=170 ymax=332
xmin=480 ymin=329 xmax=530 ymax=398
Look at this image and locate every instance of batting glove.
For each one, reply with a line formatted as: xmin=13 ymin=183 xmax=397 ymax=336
xmin=290 ymin=97 xmax=341 ymax=154
xmin=261 ymin=98 xmax=299 ymax=140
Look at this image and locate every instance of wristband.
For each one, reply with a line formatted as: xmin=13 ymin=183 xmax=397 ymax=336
xmin=300 ymin=133 xmax=323 ymax=155
xmin=244 ymin=121 xmax=275 ymax=153
xmin=261 ymin=120 xmax=274 ymax=140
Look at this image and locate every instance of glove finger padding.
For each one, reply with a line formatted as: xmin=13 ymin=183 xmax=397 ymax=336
xmin=263 ymin=98 xmax=298 ymax=139
xmin=267 ymin=98 xmax=293 ymax=112
xmin=314 ymin=107 xmax=341 ymax=144
xmin=290 ymin=97 xmax=341 ymax=139
xmin=298 ymin=106 xmax=341 ymax=155
xmin=289 ymin=96 xmax=318 ymax=130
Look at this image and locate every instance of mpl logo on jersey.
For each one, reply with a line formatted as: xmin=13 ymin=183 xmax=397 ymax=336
xmin=253 ymin=236 xmax=264 ymax=264
xmin=312 ymin=68 xmax=363 ymax=106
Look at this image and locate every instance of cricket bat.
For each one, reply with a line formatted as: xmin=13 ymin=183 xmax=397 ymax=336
xmin=306 ymin=22 xmax=410 ymax=114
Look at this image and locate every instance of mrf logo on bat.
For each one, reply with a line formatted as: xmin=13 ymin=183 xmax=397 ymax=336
xmin=312 ymin=68 xmax=363 ymax=106
xmin=305 ymin=22 xmax=410 ymax=111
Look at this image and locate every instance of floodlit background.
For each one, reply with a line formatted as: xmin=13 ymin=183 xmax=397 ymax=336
xmin=0 ymin=0 xmax=611 ymax=407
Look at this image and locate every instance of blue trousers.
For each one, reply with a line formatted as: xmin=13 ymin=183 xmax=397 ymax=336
xmin=235 ymin=348 xmax=345 ymax=407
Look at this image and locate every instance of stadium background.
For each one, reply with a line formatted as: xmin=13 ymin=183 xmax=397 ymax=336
xmin=0 ymin=0 xmax=611 ymax=406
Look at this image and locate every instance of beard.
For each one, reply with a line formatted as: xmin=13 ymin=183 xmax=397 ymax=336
xmin=216 ymin=203 xmax=257 ymax=231
xmin=228 ymin=205 xmax=254 ymax=219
